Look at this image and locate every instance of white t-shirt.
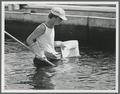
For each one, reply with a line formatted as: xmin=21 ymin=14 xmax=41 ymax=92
xmin=30 ymin=23 xmax=56 ymax=58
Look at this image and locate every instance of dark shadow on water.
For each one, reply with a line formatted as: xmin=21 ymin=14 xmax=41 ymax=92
xmin=29 ymin=60 xmax=65 ymax=90
xmin=14 ymin=62 xmax=57 ymax=90
xmin=29 ymin=66 xmax=55 ymax=90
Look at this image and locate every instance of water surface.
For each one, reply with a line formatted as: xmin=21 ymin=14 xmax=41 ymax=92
xmin=4 ymin=40 xmax=116 ymax=90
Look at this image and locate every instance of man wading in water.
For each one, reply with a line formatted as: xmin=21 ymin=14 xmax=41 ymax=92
xmin=26 ymin=7 xmax=67 ymax=66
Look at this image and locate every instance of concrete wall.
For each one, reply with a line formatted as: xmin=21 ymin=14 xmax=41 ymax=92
xmin=5 ymin=12 xmax=116 ymax=51
xmin=24 ymin=4 xmax=116 ymax=18
xmin=5 ymin=11 xmax=115 ymax=27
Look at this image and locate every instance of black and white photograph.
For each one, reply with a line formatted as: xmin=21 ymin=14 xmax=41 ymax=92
xmin=1 ymin=1 xmax=119 ymax=93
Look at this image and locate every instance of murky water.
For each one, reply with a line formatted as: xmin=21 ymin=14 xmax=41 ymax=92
xmin=4 ymin=40 xmax=116 ymax=90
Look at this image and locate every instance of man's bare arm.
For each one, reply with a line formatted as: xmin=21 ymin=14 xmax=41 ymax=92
xmin=26 ymin=24 xmax=45 ymax=46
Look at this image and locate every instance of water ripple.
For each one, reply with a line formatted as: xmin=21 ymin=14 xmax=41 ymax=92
xmin=4 ymin=41 xmax=116 ymax=90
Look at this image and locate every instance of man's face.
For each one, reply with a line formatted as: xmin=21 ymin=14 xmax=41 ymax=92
xmin=54 ymin=17 xmax=63 ymax=25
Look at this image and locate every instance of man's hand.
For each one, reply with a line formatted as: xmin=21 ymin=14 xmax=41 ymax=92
xmin=45 ymin=51 xmax=61 ymax=60
xmin=55 ymin=41 xmax=66 ymax=49
xmin=60 ymin=42 xmax=66 ymax=50
xmin=54 ymin=52 xmax=61 ymax=59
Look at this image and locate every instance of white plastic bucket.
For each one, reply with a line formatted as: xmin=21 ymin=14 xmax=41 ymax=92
xmin=61 ymin=40 xmax=80 ymax=58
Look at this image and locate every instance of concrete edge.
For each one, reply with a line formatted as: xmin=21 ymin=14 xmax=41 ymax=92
xmin=5 ymin=11 xmax=116 ymax=28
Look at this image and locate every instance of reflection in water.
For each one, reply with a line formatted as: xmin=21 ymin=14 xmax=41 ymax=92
xmin=4 ymin=41 xmax=116 ymax=90
xmin=29 ymin=67 xmax=55 ymax=89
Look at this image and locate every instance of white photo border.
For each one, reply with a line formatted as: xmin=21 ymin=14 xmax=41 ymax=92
xmin=1 ymin=1 xmax=119 ymax=93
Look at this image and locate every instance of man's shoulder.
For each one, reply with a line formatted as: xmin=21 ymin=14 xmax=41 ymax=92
xmin=37 ymin=23 xmax=46 ymax=31
xmin=33 ymin=23 xmax=46 ymax=35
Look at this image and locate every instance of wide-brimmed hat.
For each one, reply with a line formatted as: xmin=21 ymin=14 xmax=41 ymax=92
xmin=50 ymin=7 xmax=67 ymax=20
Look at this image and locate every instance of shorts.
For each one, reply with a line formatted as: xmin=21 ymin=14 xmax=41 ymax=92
xmin=33 ymin=57 xmax=50 ymax=67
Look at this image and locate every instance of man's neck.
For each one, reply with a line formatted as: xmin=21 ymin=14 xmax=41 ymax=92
xmin=45 ymin=20 xmax=54 ymax=29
